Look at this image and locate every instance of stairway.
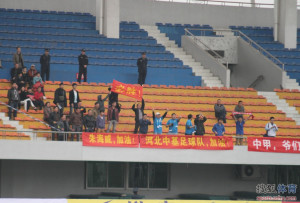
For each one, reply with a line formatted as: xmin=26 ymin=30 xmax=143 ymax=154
xmin=257 ymin=91 xmax=300 ymax=125
xmin=141 ymin=25 xmax=224 ymax=87
xmin=282 ymin=72 xmax=300 ymax=90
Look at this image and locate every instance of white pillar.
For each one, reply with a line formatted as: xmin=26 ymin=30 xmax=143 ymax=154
xmin=275 ymin=0 xmax=297 ymax=49
xmin=273 ymin=0 xmax=279 ymax=41
xmin=103 ymin=0 xmax=120 ymax=38
xmin=95 ymin=0 xmax=103 ymax=34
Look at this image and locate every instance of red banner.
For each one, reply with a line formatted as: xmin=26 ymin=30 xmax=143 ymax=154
xmin=82 ymin=133 xmax=139 ymax=148
xmin=140 ymin=134 xmax=233 ymax=150
xmin=248 ymin=137 xmax=300 ymax=153
xmin=111 ymin=80 xmax=143 ymax=101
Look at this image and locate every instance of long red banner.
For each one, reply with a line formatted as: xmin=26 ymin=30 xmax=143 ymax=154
xmin=111 ymin=80 xmax=143 ymax=101
xmin=82 ymin=133 xmax=139 ymax=148
xmin=140 ymin=134 xmax=233 ymax=150
xmin=248 ymin=137 xmax=300 ymax=153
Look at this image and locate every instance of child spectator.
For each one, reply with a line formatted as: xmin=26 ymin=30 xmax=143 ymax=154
xmin=152 ymin=108 xmax=168 ymax=135
xmin=166 ymin=113 xmax=181 ymax=135
xmin=33 ymin=72 xmax=43 ymax=85
xmin=96 ymin=110 xmax=105 ymax=133
xmin=185 ymin=114 xmax=195 ymax=135
xmin=212 ymin=119 xmax=225 ymax=136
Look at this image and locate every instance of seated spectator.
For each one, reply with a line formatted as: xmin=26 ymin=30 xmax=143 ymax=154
xmin=10 ymin=63 xmax=22 ymax=83
xmin=107 ymin=101 xmax=121 ymax=133
xmin=264 ymin=117 xmax=278 ymax=137
xmin=21 ymin=67 xmax=29 ymax=85
xmin=15 ymin=72 xmax=26 ymax=90
xmin=214 ymin=99 xmax=226 ymax=123
xmin=33 ymin=72 xmax=43 ymax=85
xmin=185 ymin=114 xmax=195 ymax=135
xmin=57 ymin=115 xmax=70 ymax=141
xmin=234 ymin=101 xmax=245 ymax=119
xmin=233 ymin=115 xmax=251 ymax=145
xmin=96 ymin=110 xmax=105 ymax=133
xmin=152 ymin=108 xmax=168 ymax=135
xmin=7 ymin=83 xmax=20 ymax=120
xmin=194 ymin=114 xmax=207 ymax=136
xmin=49 ymin=106 xmax=60 ymax=140
xmin=33 ymin=87 xmax=45 ymax=110
xmin=139 ymin=114 xmax=151 ymax=134
xmin=43 ymin=102 xmax=52 ymax=123
xmin=27 ymin=64 xmax=38 ymax=83
xmin=166 ymin=113 xmax=181 ymax=135
xmin=69 ymin=108 xmax=83 ymax=141
xmin=19 ymin=87 xmax=37 ymax=112
xmin=83 ymin=109 xmax=96 ymax=132
xmin=212 ymin=119 xmax=225 ymax=136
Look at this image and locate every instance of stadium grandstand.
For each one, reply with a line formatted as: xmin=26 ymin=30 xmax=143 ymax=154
xmin=0 ymin=0 xmax=300 ymax=202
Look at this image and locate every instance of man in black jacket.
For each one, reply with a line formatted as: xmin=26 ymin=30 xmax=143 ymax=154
xmin=108 ymin=87 xmax=118 ymax=106
xmin=40 ymin=48 xmax=51 ymax=81
xmin=10 ymin=63 xmax=22 ymax=83
xmin=77 ymin=49 xmax=88 ymax=83
xmin=49 ymin=106 xmax=61 ymax=140
xmin=137 ymin=52 xmax=148 ymax=85
xmin=69 ymin=83 xmax=80 ymax=114
xmin=132 ymin=99 xmax=145 ymax=134
xmin=83 ymin=110 xmax=96 ymax=132
xmin=54 ymin=82 xmax=67 ymax=116
xmin=194 ymin=114 xmax=207 ymax=136
xmin=7 ymin=83 xmax=20 ymax=120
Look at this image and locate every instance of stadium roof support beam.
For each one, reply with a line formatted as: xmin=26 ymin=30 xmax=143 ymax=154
xmin=274 ymin=0 xmax=297 ymax=49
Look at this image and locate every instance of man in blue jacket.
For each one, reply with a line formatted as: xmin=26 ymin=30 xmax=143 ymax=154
xmin=152 ymin=108 xmax=168 ymax=134
xmin=185 ymin=114 xmax=195 ymax=135
xmin=212 ymin=119 xmax=225 ymax=136
xmin=139 ymin=114 xmax=151 ymax=134
xmin=166 ymin=113 xmax=182 ymax=135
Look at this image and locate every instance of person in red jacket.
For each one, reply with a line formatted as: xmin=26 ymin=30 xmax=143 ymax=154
xmin=106 ymin=101 xmax=121 ymax=133
xmin=33 ymin=87 xmax=45 ymax=110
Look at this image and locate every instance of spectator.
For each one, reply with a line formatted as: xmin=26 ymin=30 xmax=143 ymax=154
xmin=185 ymin=114 xmax=195 ymax=135
xmin=83 ymin=109 xmax=96 ymax=132
xmin=33 ymin=72 xmax=43 ymax=85
xmin=234 ymin=101 xmax=245 ymax=119
xmin=77 ymin=102 xmax=86 ymax=117
xmin=7 ymin=83 xmax=20 ymax=120
xmin=212 ymin=119 xmax=225 ymax=136
xmin=54 ymin=82 xmax=67 ymax=116
xmin=194 ymin=114 xmax=207 ymax=136
xmin=33 ymin=86 xmax=45 ymax=110
xmin=137 ymin=52 xmax=148 ymax=85
xmin=96 ymin=110 xmax=105 ymax=133
xmin=13 ymin=46 xmax=24 ymax=68
xmin=132 ymin=99 xmax=145 ymax=134
xmin=69 ymin=83 xmax=80 ymax=114
xmin=91 ymin=102 xmax=100 ymax=119
xmin=27 ymin=64 xmax=38 ymax=82
xmin=0 ymin=59 xmax=2 ymax=68
xmin=97 ymin=92 xmax=110 ymax=112
xmin=139 ymin=114 xmax=151 ymax=134
xmin=107 ymin=101 xmax=121 ymax=133
xmin=265 ymin=117 xmax=278 ymax=137
xmin=49 ymin=106 xmax=60 ymax=140
xmin=40 ymin=48 xmax=51 ymax=81
xmin=19 ymin=87 xmax=37 ymax=112
xmin=108 ymin=86 xmax=118 ymax=106
xmin=57 ymin=115 xmax=70 ymax=141
xmin=233 ymin=115 xmax=251 ymax=145
xmin=77 ymin=49 xmax=88 ymax=83
xmin=10 ymin=63 xmax=22 ymax=82
xmin=43 ymin=102 xmax=52 ymax=123
xmin=166 ymin=113 xmax=181 ymax=135
xmin=214 ymin=99 xmax=227 ymax=123
xmin=15 ymin=72 xmax=25 ymax=90
xmin=21 ymin=67 xmax=29 ymax=85
xmin=152 ymin=108 xmax=168 ymax=135
xmin=69 ymin=108 xmax=83 ymax=141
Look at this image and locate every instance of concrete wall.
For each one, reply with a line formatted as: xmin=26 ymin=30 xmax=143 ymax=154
xmin=231 ymin=38 xmax=283 ymax=91
xmin=0 ymin=160 xmax=268 ymax=198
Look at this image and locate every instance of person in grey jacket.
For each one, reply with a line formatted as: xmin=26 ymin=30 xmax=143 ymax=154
xmin=214 ymin=99 xmax=227 ymax=123
xmin=7 ymin=83 xmax=20 ymax=120
xmin=13 ymin=47 xmax=24 ymax=69
xmin=57 ymin=115 xmax=70 ymax=141
xmin=97 ymin=93 xmax=110 ymax=112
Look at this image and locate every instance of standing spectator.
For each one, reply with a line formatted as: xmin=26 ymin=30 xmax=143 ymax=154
xmin=77 ymin=49 xmax=88 ymax=83
xmin=166 ymin=113 xmax=181 ymax=135
xmin=91 ymin=102 xmax=100 ymax=119
xmin=214 ymin=99 xmax=227 ymax=123
xmin=10 ymin=63 xmax=22 ymax=82
xmin=234 ymin=101 xmax=245 ymax=119
xmin=137 ymin=52 xmax=148 ymax=85
xmin=96 ymin=110 xmax=105 ymax=133
xmin=185 ymin=114 xmax=195 ymax=135
xmin=49 ymin=106 xmax=60 ymax=140
xmin=152 ymin=109 xmax=168 ymax=135
xmin=13 ymin=46 xmax=24 ymax=68
xmin=108 ymin=87 xmax=118 ymax=106
xmin=33 ymin=72 xmax=43 ymax=85
xmin=77 ymin=102 xmax=86 ymax=117
xmin=54 ymin=82 xmax=67 ymax=116
xmin=132 ymin=99 xmax=145 ymax=134
xmin=107 ymin=101 xmax=121 ymax=133
xmin=40 ymin=48 xmax=51 ymax=81
xmin=7 ymin=83 xmax=20 ymax=120
xmin=194 ymin=114 xmax=207 ymax=136
xmin=69 ymin=83 xmax=80 ymax=114
xmin=19 ymin=87 xmax=37 ymax=112
xmin=139 ymin=114 xmax=151 ymax=134
xmin=97 ymin=93 xmax=110 ymax=112
xmin=233 ymin=115 xmax=251 ymax=145
xmin=0 ymin=59 xmax=2 ymax=68
xmin=69 ymin=108 xmax=83 ymax=141
xmin=21 ymin=67 xmax=29 ymax=86
xmin=265 ymin=117 xmax=278 ymax=137
xmin=43 ymin=102 xmax=52 ymax=123
xmin=33 ymin=86 xmax=45 ymax=110
xmin=212 ymin=119 xmax=225 ymax=136
xmin=83 ymin=109 xmax=96 ymax=132
xmin=57 ymin=115 xmax=70 ymax=141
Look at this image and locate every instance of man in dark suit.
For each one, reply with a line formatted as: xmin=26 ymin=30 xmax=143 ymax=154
xmin=40 ymin=48 xmax=51 ymax=81
xmin=69 ymin=83 xmax=80 ymax=115
xmin=132 ymin=98 xmax=145 ymax=134
xmin=77 ymin=49 xmax=88 ymax=83
xmin=54 ymin=82 xmax=67 ymax=116
xmin=137 ymin=52 xmax=148 ymax=85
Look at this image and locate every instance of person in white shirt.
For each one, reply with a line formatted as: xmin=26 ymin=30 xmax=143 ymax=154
xmin=265 ymin=117 xmax=278 ymax=137
xmin=69 ymin=83 xmax=80 ymax=115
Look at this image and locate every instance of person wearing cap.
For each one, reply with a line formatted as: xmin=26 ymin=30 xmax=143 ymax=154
xmin=69 ymin=83 xmax=81 ymax=114
xmin=132 ymin=98 xmax=145 ymax=134
xmin=152 ymin=108 xmax=168 ymax=134
xmin=137 ymin=52 xmax=148 ymax=85
xmin=13 ymin=46 xmax=24 ymax=69
xmin=139 ymin=114 xmax=151 ymax=134
xmin=185 ymin=114 xmax=195 ymax=135
xmin=166 ymin=113 xmax=182 ymax=135
xmin=27 ymin=64 xmax=38 ymax=85
xmin=77 ymin=49 xmax=88 ymax=83
xmin=54 ymin=82 xmax=67 ymax=116
xmin=40 ymin=48 xmax=51 ymax=81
